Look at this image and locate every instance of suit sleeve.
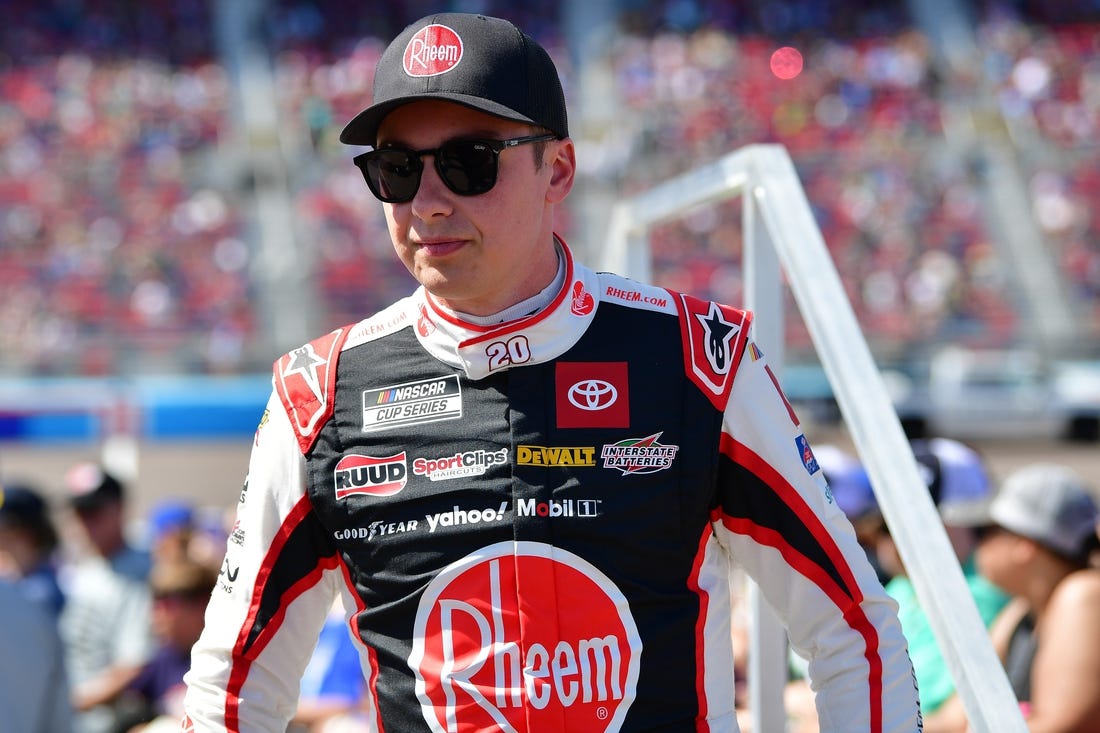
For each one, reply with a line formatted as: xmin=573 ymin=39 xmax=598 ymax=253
xmin=182 ymin=390 xmax=345 ymax=733
xmin=711 ymin=325 xmax=922 ymax=732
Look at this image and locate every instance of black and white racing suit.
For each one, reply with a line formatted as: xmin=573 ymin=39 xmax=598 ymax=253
xmin=183 ymin=241 xmax=921 ymax=732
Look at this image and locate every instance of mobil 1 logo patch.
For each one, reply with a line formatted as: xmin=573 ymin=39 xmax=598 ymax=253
xmin=362 ymin=375 xmax=462 ymax=433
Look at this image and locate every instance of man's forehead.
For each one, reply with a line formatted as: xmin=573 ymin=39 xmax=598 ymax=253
xmin=376 ymin=100 xmax=527 ymax=144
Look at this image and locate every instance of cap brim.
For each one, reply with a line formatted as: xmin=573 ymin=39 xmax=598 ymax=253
xmin=339 ymin=93 xmax=544 ymax=146
xmin=69 ymin=486 xmax=122 ymax=513
xmin=938 ymin=497 xmax=995 ymax=527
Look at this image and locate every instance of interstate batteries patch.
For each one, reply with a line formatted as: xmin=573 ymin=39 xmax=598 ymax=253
xmin=362 ymin=375 xmax=462 ymax=433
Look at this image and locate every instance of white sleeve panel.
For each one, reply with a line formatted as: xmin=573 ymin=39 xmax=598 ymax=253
xmin=712 ymin=333 xmax=921 ymax=733
xmin=184 ymin=390 xmax=343 ymax=733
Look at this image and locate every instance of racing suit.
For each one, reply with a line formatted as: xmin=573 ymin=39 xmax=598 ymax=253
xmin=183 ymin=241 xmax=921 ymax=732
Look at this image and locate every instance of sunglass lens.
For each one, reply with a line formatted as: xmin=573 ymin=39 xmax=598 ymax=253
xmin=366 ymin=150 xmax=421 ymax=202
xmin=437 ymin=141 xmax=498 ymax=196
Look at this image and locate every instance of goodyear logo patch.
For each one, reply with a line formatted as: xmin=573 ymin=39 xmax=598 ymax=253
xmin=362 ymin=375 xmax=462 ymax=433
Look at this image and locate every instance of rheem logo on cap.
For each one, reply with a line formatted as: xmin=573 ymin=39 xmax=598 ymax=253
xmin=404 ymin=24 xmax=464 ymax=77
xmin=410 ymin=541 xmax=641 ymax=732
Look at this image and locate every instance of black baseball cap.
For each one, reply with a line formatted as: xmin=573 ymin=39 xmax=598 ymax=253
xmin=0 ymin=483 xmax=59 ymax=550
xmin=340 ymin=13 xmax=568 ymax=147
xmin=64 ymin=461 xmax=125 ymax=513
xmin=0 ymin=483 xmax=49 ymax=525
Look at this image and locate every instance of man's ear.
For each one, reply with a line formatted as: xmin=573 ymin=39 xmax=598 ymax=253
xmin=545 ymin=138 xmax=576 ymax=204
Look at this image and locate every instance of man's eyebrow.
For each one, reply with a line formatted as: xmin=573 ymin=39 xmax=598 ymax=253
xmin=377 ymin=130 xmax=522 ymax=148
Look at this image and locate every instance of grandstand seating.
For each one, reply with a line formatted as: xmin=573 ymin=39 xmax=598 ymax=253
xmin=2 ymin=1 xmax=1099 ymax=375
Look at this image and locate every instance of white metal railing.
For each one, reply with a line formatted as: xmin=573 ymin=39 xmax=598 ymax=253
xmin=601 ymin=144 xmax=1026 ymax=732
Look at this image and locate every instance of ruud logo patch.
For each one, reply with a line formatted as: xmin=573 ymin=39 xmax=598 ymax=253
xmin=334 ymin=453 xmax=408 ymax=499
xmin=362 ymin=375 xmax=462 ymax=433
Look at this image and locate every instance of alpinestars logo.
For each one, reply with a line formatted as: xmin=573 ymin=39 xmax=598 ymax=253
xmin=410 ymin=541 xmax=641 ymax=733
xmin=282 ymin=344 xmax=326 ymax=403
xmin=695 ymin=301 xmax=739 ymax=375
xmin=601 ymin=433 xmax=679 ymax=475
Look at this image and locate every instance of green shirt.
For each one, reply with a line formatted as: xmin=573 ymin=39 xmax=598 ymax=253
xmin=885 ymin=556 xmax=1009 ymax=714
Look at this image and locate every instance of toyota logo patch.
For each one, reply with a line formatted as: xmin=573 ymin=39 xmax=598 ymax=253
xmin=568 ymin=379 xmax=617 ymax=411
xmin=556 ymin=362 xmax=630 ymax=428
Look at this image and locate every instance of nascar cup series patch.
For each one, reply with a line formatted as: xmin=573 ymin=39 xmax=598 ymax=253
xmin=361 ymin=375 xmax=462 ymax=433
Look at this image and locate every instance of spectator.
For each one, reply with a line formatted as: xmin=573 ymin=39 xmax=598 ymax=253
xmin=290 ymin=598 xmax=370 ymax=733
xmin=0 ymin=578 xmax=74 ymax=733
xmin=975 ymin=463 xmax=1100 ymax=731
xmin=144 ymin=499 xmax=227 ymax=578
xmin=782 ymin=437 xmax=1011 ymax=732
xmin=878 ymin=438 xmax=1010 ymax=732
xmin=814 ymin=443 xmax=887 ymax=582
xmin=58 ymin=461 xmax=155 ymax=733
xmin=114 ymin=557 xmax=219 ymax=733
xmin=0 ymin=480 xmax=65 ymax=615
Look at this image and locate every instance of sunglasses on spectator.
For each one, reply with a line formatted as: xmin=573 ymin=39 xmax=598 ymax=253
xmin=353 ymin=134 xmax=558 ymax=203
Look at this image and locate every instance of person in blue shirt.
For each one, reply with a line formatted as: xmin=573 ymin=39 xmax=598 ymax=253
xmin=290 ymin=598 xmax=370 ymax=733
xmin=0 ymin=481 xmax=65 ymax=616
xmin=0 ymin=578 xmax=73 ymax=733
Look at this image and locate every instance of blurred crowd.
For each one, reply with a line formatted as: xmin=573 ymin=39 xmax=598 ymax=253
xmin=2 ymin=2 xmax=1100 ymax=375
xmin=738 ymin=437 xmax=1100 ymax=732
xmin=3 ymin=443 xmax=1098 ymax=731
xmin=1 ymin=462 xmax=224 ymax=733
xmin=0 ymin=459 xmax=389 ymax=732
xmin=3 ymin=3 xmax=1100 ymax=731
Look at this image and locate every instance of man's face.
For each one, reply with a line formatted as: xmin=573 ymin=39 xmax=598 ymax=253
xmin=375 ymin=100 xmax=574 ymax=316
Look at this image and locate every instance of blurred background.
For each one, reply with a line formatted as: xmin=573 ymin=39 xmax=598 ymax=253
xmin=4 ymin=0 xmax=1100 ymax=513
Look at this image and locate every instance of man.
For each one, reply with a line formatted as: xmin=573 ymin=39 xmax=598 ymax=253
xmin=0 ymin=579 xmax=74 ymax=733
xmin=116 ymin=557 xmax=220 ymax=732
xmin=184 ymin=13 xmax=921 ymax=732
xmin=60 ymin=461 xmax=155 ymax=733
xmin=0 ymin=481 xmax=65 ymax=615
xmin=872 ymin=438 xmax=1008 ymax=732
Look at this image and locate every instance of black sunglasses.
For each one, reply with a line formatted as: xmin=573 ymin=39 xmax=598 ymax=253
xmin=353 ymin=134 xmax=558 ymax=203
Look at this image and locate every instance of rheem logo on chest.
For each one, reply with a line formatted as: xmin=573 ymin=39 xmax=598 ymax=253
xmin=410 ymin=541 xmax=642 ymax=732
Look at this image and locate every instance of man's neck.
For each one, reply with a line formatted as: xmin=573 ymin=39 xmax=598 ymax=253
xmin=454 ymin=244 xmax=566 ymax=326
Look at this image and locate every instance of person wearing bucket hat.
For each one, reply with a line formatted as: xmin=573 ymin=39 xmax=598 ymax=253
xmin=184 ymin=12 xmax=920 ymax=732
xmin=973 ymin=463 xmax=1100 ymax=730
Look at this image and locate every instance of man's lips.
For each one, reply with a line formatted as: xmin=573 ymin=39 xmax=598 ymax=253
xmin=416 ymin=239 xmax=465 ymax=257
